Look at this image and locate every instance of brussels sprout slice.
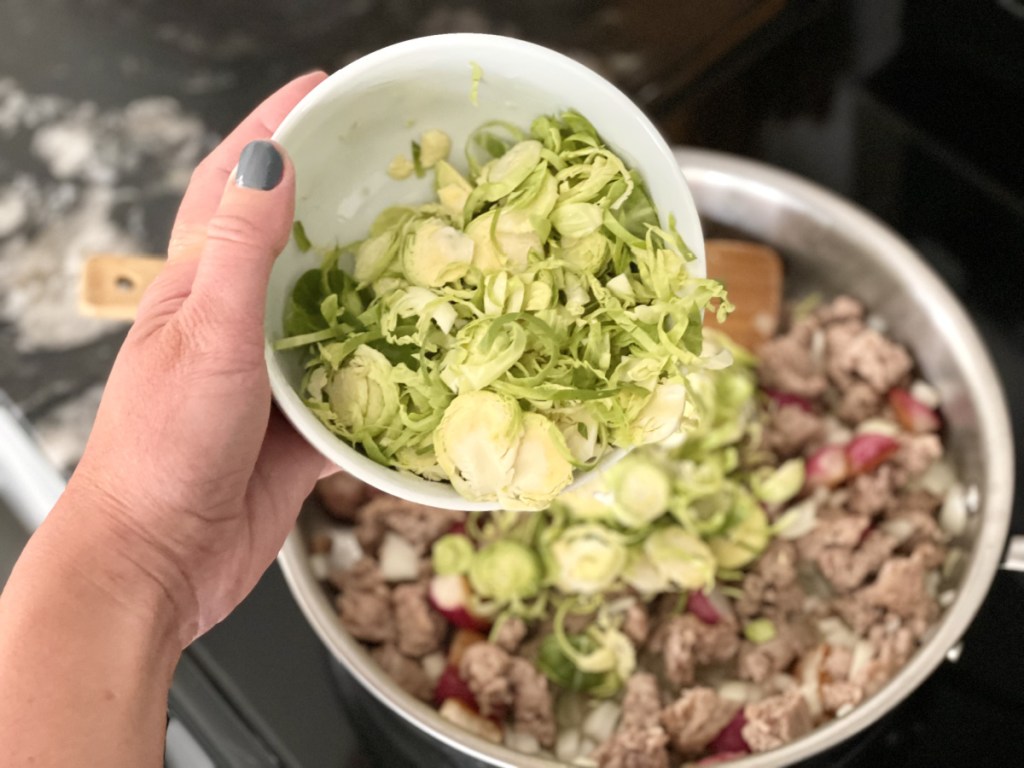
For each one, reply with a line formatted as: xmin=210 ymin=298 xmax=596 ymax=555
xmin=434 ymin=391 xmax=523 ymax=502
xmin=548 ymin=524 xmax=628 ymax=594
xmin=401 ymin=217 xmax=474 ymax=287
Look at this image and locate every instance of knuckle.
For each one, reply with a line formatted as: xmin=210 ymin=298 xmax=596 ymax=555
xmin=204 ymin=210 xmax=268 ymax=253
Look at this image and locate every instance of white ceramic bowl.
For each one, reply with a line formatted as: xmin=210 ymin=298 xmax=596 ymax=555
xmin=265 ymin=33 xmax=705 ymax=511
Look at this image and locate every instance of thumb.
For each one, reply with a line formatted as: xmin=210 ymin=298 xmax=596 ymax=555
xmin=184 ymin=140 xmax=295 ymax=339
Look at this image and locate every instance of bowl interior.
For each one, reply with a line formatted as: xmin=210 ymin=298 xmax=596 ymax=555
xmin=265 ymin=33 xmax=704 ymax=510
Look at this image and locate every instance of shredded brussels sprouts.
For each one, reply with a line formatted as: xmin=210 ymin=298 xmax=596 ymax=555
xmin=420 ymin=326 xmax=799 ymax=697
xmin=277 ymin=111 xmax=731 ymax=508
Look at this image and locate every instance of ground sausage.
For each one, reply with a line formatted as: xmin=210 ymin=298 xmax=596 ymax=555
xmin=828 ymin=328 xmax=912 ymax=394
xmin=315 ymin=472 xmax=373 ymax=522
xmin=857 ymin=556 xmax=935 ymax=621
xmin=765 ymin=404 xmax=825 ymax=457
xmin=334 ymin=558 xmax=394 ymax=644
xmin=492 ymin=616 xmax=528 ymax=654
xmin=835 ymin=381 xmax=882 ymax=425
xmin=758 ymin=326 xmax=828 ymax=399
xmin=660 ymin=687 xmax=739 ymax=755
xmin=508 ymin=658 xmax=556 ymax=748
xmin=371 ymin=644 xmax=433 ymax=702
xmin=619 ymin=673 xmax=663 ymax=731
xmin=622 ymin=603 xmax=651 ymax=647
xmin=392 ymin=582 xmax=446 ymax=658
xmin=458 ymin=642 xmax=512 ymax=719
xmin=593 ymin=726 xmax=670 ymax=768
xmin=847 ymin=466 xmax=896 ymax=518
xmin=661 ymin=615 xmax=740 ymax=690
xmin=741 ymin=691 xmax=813 ymax=753
xmin=815 ymin=530 xmax=898 ymax=592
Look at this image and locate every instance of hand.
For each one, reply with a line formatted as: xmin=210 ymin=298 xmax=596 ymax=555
xmin=66 ymin=71 xmax=329 ymax=644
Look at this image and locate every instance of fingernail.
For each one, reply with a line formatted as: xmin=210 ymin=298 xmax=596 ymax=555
xmin=236 ymin=140 xmax=284 ymax=190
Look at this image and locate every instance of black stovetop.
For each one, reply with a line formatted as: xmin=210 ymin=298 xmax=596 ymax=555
xmin=2 ymin=2 xmax=1021 ymax=766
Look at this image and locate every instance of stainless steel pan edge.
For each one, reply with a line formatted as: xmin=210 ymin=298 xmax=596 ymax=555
xmin=278 ymin=148 xmax=1016 ymax=768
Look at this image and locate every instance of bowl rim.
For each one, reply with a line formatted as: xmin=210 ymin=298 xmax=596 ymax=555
xmin=264 ymin=32 xmax=705 ymax=512
xmin=277 ymin=148 xmax=1015 ymax=767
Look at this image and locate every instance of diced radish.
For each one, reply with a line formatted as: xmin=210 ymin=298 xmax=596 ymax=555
xmin=422 ymin=652 xmax=447 ymax=685
xmin=708 ymin=710 xmax=749 ymax=755
xmin=555 ymin=728 xmax=582 ymax=763
xmin=845 ymin=433 xmax=899 ymax=476
xmin=428 ymin=574 xmax=491 ymax=632
xmin=438 ymin=698 xmax=503 ymax=743
xmin=433 ymin=665 xmax=478 ymax=709
xmin=504 ymin=730 xmax=541 ymax=754
xmin=764 ymin=388 xmax=814 ymax=413
xmin=805 ymin=444 xmax=849 ymax=488
xmin=448 ymin=520 xmax=467 ymax=536
xmin=687 ymin=590 xmax=721 ymax=625
xmin=582 ymin=701 xmax=621 ymax=743
xmin=447 ymin=628 xmax=487 ymax=667
xmin=888 ymin=387 xmax=941 ymax=433
xmin=378 ymin=532 xmax=420 ymax=582
xmin=698 ymin=751 xmax=750 ymax=765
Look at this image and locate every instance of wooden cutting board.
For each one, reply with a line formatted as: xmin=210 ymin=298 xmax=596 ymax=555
xmin=79 ymin=241 xmax=783 ymax=351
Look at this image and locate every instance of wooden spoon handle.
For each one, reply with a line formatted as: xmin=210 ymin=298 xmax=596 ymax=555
xmin=704 ymin=238 xmax=783 ymax=352
xmin=79 ymin=242 xmax=785 ymax=354
xmin=79 ymin=253 xmax=165 ymax=320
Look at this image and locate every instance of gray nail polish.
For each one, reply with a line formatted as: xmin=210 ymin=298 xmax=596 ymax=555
xmin=236 ymin=140 xmax=284 ymax=190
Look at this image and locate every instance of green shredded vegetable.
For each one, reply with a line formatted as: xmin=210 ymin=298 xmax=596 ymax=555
xmin=292 ymin=220 xmax=312 ymax=252
xmin=421 ymin=325 xmax=797 ymax=696
xmin=277 ymin=111 xmax=732 ymax=509
xmin=744 ymin=618 xmax=777 ymax=644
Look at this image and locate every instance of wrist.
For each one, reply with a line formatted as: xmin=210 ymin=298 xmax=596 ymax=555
xmin=38 ymin=478 xmax=200 ymax=653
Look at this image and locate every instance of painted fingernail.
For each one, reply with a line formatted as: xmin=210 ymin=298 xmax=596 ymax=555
xmin=236 ymin=140 xmax=284 ymax=190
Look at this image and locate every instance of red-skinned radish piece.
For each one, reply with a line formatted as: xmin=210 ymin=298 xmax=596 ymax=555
xmin=708 ymin=710 xmax=750 ymax=755
xmin=764 ymin=388 xmax=815 ymax=413
xmin=845 ymin=433 xmax=899 ymax=476
xmin=687 ymin=590 xmax=721 ymax=625
xmin=433 ymin=665 xmax=478 ymax=710
xmin=888 ymin=387 xmax=941 ymax=433
xmin=428 ymin=574 xmax=492 ymax=632
xmin=806 ymin=444 xmax=849 ymax=489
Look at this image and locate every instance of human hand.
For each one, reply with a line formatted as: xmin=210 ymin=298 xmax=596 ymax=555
xmin=64 ymin=71 xmax=330 ymax=645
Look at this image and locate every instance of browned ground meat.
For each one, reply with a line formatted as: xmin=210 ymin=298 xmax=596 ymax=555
xmin=508 ymin=658 xmax=556 ymax=748
xmin=315 ymin=472 xmax=374 ymax=522
xmin=492 ymin=616 xmax=528 ymax=654
xmin=622 ymin=602 xmax=651 ymax=647
xmin=835 ymin=381 xmax=882 ymax=425
xmin=816 ymin=295 xmax=864 ymax=325
xmin=458 ymin=642 xmax=512 ymax=719
xmin=333 ymin=558 xmax=394 ymax=644
xmin=815 ymin=530 xmax=898 ymax=592
xmin=894 ymin=433 xmax=943 ymax=478
xmin=827 ymin=327 xmax=913 ymax=394
xmin=742 ymin=691 xmax=813 ymax=753
xmin=758 ymin=325 xmax=828 ymax=398
xmin=371 ymin=644 xmax=433 ymax=702
xmin=857 ymin=555 xmax=937 ymax=622
xmin=619 ymin=673 xmax=663 ymax=731
xmin=659 ymin=614 xmax=740 ymax=689
xmin=354 ymin=495 xmax=464 ymax=556
xmin=392 ymin=582 xmax=446 ymax=658
xmin=593 ymin=726 xmax=670 ymax=768
xmin=765 ymin=403 xmax=825 ymax=457
xmin=660 ymin=687 xmax=739 ymax=755
xmin=847 ymin=466 xmax=896 ymax=517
